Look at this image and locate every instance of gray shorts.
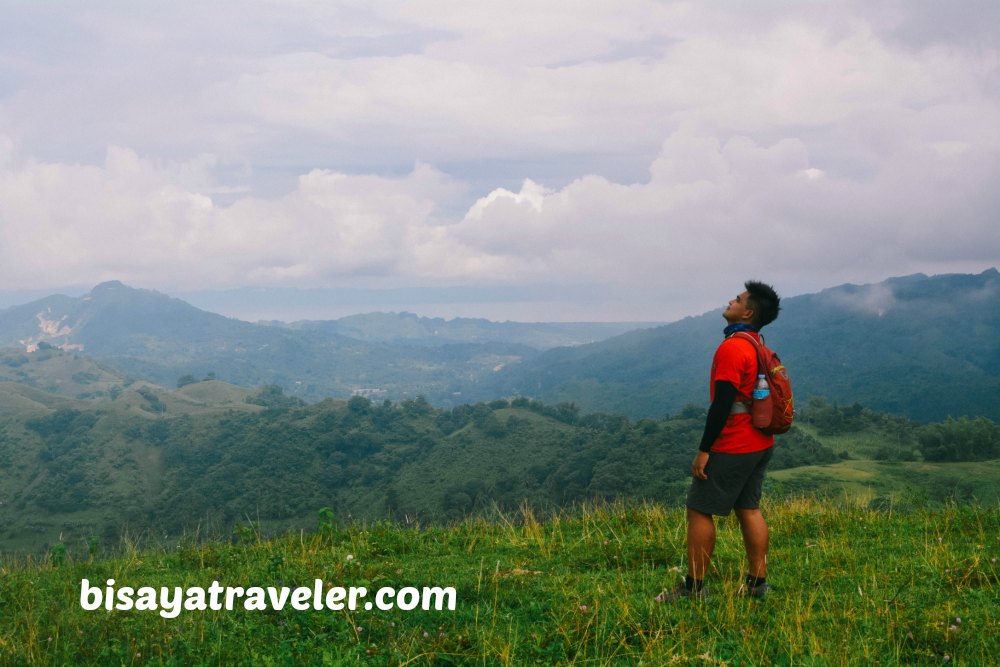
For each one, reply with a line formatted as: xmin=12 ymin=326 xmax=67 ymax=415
xmin=686 ymin=447 xmax=773 ymax=516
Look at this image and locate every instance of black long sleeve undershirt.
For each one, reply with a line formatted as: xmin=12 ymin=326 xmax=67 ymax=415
xmin=699 ymin=380 xmax=739 ymax=452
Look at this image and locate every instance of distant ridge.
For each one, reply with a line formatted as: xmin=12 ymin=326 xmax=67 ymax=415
xmin=483 ymin=269 xmax=1000 ymax=421
xmin=285 ymin=311 xmax=657 ymax=348
xmin=0 ymin=282 xmax=552 ymax=405
xmin=0 ymin=270 xmax=996 ymax=420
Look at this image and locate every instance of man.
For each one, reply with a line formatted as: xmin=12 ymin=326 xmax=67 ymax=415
xmin=665 ymin=280 xmax=781 ymax=601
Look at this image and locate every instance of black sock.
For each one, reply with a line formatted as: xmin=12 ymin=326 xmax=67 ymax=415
xmin=746 ymin=574 xmax=766 ymax=588
xmin=684 ymin=575 xmax=703 ymax=592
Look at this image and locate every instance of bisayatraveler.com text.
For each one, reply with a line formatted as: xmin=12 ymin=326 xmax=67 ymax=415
xmin=80 ymin=578 xmax=457 ymax=618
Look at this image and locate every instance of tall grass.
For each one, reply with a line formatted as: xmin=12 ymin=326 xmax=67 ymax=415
xmin=1 ymin=497 xmax=996 ymax=665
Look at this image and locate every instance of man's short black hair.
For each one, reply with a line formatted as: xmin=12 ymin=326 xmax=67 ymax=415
xmin=745 ymin=280 xmax=780 ymax=328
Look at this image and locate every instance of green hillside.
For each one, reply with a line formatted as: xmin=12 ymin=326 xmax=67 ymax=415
xmin=769 ymin=459 xmax=1000 ymax=505
xmin=0 ymin=345 xmax=125 ymax=401
xmin=2 ymin=500 xmax=996 ymax=665
xmin=488 ymin=269 xmax=1000 ymax=421
xmin=2 ymin=373 xmax=996 ymax=555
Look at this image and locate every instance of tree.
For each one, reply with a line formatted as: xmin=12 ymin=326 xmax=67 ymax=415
xmin=348 ymin=395 xmax=372 ymax=416
xmin=918 ymin=417 xmax=1000 ymax=461
xmin=246 ymin=384 xmax=306 ymax=410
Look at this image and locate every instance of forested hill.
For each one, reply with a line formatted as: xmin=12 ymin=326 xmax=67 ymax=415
xmin=2 ymin=382 xmax=997 ymax=554
xmin=483 ymin=269 xmax=1000 ymax=422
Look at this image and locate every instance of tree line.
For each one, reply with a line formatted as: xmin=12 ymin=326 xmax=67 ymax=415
xmin=2 ymin=390 xmax=996 ymax=551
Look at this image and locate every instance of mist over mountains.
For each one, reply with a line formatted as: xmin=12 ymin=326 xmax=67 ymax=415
xmin=0 ymin=269 xmax=997 ymax=421
xmin=486 ymin=269 xmax=1000 ymax=421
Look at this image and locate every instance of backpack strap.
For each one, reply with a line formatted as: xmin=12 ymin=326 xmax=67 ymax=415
xmin=727 ymin=331 xmax=764 ymax=412
xmin=730 ymin=330 xmax=764 ymax=348
xmin=730 ymin=331 xmax=766 ymax=371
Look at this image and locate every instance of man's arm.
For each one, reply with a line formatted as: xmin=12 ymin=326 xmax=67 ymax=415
xmin=691 ymin=380 xmax=739 ymax=479
xmin=700 ymin=380 xmax=739 ymax=452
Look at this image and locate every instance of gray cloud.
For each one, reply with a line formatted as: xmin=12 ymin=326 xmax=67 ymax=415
xmin=0 ymin=1 xmax=997 ymax=321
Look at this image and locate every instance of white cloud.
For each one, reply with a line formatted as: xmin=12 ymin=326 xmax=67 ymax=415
xmin=0 ymin=1 xmax=997 ymax=319
xmin=0 ymin=147 xmax=464 ymax=288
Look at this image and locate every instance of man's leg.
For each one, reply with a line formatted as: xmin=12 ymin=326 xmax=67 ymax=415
xmin=686 ymin=507 xmax=716 ymax=581
xmin=734 ymin=507 xmax=768 ymax=578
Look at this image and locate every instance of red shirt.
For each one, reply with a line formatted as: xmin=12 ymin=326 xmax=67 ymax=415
xmin=709 ymin=333 xmax=774 ymax=454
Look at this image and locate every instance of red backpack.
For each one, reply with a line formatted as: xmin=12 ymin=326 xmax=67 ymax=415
xmin=732 ymin=332 xmax=794 ymax=435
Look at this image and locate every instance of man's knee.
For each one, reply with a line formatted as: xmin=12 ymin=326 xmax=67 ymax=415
xmin=734 ymin=507 xmax=763 ymax=521
xmin=687 ymin=506 xmax=713 ymax=523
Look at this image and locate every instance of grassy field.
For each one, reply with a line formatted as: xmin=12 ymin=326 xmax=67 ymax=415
xmin=1 ymin=498 xmax=996 ymax=665
xmin=769 ymin=459 xmax=1000 ymax=507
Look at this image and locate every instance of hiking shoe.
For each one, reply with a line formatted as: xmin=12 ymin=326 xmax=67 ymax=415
xmin=656 ymin=584 xmax=709 ymax=602
xmin=739 ymin=582 xmax=771 ymax=599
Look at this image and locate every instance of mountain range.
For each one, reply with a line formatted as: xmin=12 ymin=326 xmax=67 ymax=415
xmin=486 ymin=269 xmax=1000 ymax=421
xmin=0 ymin=269 xmax=997 ymax=421
xmin=0 ymin=280 xmax=543 ymax=406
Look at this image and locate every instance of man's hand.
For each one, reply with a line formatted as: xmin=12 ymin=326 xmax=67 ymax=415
xmin=691 ymin=451 xmax=710 ymax=480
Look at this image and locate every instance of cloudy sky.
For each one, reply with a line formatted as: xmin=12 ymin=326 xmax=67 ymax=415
xmin=1 ymin=1 xmax=997 ymax=322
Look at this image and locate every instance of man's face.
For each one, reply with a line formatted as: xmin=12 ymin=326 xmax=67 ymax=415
xmin=723 ymin=290 xmax=755 ymax=325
